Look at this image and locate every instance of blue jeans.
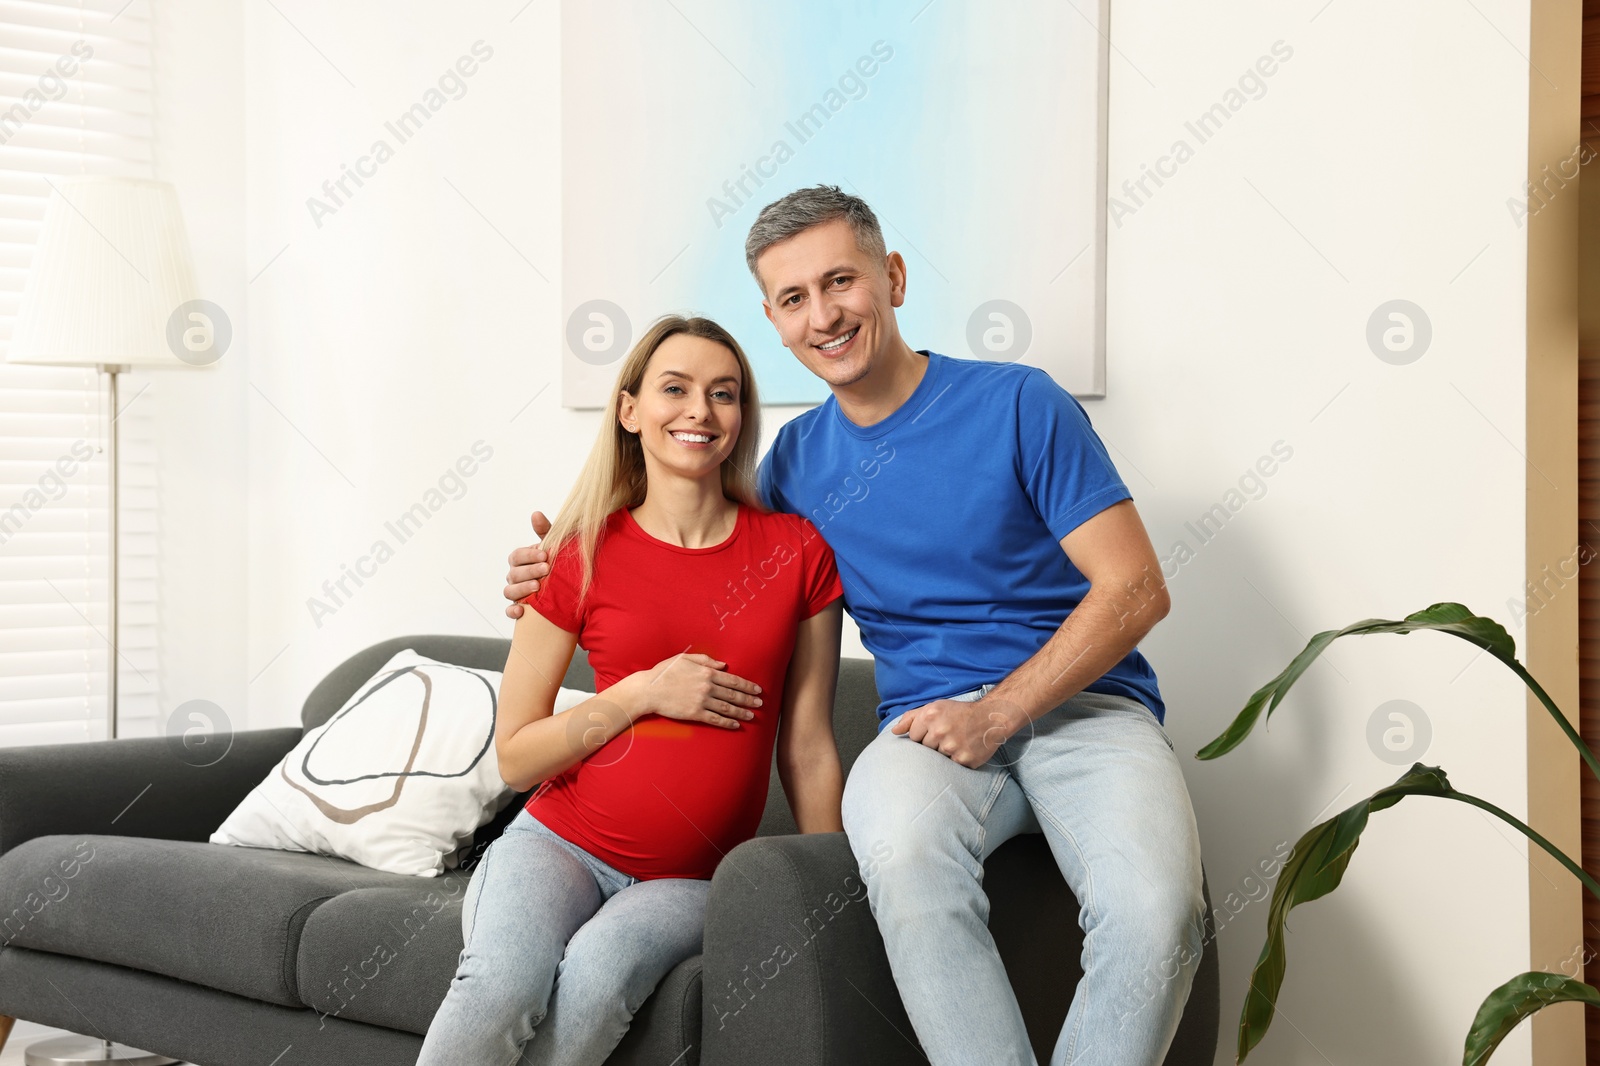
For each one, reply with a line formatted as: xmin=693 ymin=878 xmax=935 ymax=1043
xmin=841 ymin=685 xmax=1206 ymax=1066
xmin=416 ymin=808 xmax=711 ymax=1066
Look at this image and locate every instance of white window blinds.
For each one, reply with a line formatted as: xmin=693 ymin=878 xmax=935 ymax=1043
xmin=0 ymin=0 xmax=159 ymax=747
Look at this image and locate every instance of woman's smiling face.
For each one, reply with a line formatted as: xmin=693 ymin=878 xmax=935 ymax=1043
xmin=619 ymin=332 xmax=744 ymax=482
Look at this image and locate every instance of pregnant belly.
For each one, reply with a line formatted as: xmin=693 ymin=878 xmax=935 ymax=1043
xmin=543 ymin=715 xmax=777 ymax=878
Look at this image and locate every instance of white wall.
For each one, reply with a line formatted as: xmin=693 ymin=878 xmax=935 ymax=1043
xmin=1104 ymin=2 xmax=1538 ymax=1063
xmin=148 ymin=0 xmax=248 ymax=736
xmin=150 ymin=1 xmax=1549 ymax=1063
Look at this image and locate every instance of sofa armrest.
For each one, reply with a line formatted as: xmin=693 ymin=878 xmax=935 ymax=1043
xmin=700 ymin=832 xmax=927 ymax=1066
xmin=0 ymin=727 xmax=302 ymax=855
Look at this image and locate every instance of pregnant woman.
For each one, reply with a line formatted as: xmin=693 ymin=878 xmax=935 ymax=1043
xmin=416 ymin=314 xmax=845 ymax=1066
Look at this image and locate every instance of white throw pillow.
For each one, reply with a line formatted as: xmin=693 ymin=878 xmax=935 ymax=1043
xmin=211 ymin=648 xmax=591 ymax=877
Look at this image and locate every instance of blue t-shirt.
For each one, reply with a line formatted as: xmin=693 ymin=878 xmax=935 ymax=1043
xmin=757 ymin=349 xmax=1165 ymax=729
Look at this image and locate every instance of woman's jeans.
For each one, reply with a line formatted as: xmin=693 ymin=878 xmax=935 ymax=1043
xmin=841 ymin=685 xmax=1206 ymax=1066
xmin=416 ymin=807 xmax=711 ymax=1066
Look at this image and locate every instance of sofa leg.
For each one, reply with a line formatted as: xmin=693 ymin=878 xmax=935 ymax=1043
xmin=0 ymin=1015 xmax=13 ymax=1055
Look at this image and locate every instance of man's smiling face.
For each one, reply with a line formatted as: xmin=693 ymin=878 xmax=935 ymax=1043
xmin=757 ymin=217 xmax=908 ymax=390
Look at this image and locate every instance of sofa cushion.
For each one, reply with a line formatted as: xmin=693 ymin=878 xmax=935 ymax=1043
xmin=294 ymin=872 xmax=474 ymax=1033
xmin=0 ymin=946 xmax=430 ymax=1066
xmin=0 ymin=834 xmax=404 ymax=1007
xmin=213 ymin=648 xmax=590 ymax=877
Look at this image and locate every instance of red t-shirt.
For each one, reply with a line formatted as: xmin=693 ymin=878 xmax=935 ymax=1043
xmin=520 ymin=502 xmax=842 ymax=880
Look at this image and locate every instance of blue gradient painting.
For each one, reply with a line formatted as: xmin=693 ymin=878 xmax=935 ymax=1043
xmin=562 ymin=0 xmax=1107 ymax=406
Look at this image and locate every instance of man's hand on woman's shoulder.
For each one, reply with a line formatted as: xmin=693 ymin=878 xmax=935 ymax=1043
xmin=504 ymin=510 xmax=554 ymax=618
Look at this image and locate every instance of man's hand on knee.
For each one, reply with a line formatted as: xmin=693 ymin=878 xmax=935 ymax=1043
xmin=890 ymin=698 xmax=1023 ymax=768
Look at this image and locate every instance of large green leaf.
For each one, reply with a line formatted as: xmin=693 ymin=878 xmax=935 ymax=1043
xmin=1239 ymin=763 xmax=1600 ymax=1062
xmin=1194 ymin=603 xmax=1595 ymax=781
xmin=1239 ymin=764 xmax=1451 ymax=1061
xmin=1462 ymin=972 xmax=1600 ymax=1066
xmin=1199 ymin=603 xmax=1509 ymax=761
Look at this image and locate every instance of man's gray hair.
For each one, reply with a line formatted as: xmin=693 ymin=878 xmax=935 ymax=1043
xmin=744 ymin=184 xmax=887 ymax=286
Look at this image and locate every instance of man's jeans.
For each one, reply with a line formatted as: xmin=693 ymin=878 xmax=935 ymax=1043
xmin=416 ymin=808 xmax=710 ymax=1066
xmin=841 ymin=685 xmax=1206 ymax=1066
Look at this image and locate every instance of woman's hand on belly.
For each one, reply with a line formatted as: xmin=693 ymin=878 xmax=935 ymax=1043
xmin=610 ymin=653 xmax=764 ymax=730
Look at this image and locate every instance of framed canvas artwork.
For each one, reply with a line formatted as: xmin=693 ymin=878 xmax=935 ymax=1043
xmin=561 ymin=0 xmax=1110 ymax=406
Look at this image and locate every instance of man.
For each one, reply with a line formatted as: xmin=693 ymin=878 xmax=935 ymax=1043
xmin=503 ymin=185 xmax=1205 ymax=1066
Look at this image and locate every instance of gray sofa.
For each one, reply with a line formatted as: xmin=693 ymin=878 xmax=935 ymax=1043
xmin=0 ymin=635 xmax=1219 ymax=1065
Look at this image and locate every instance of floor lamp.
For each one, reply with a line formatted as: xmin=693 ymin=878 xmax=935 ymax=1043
xmin=5 ymin=176 xmax=209 ymax=1066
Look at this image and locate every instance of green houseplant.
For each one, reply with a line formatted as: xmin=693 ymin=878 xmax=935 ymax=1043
xmin=1196 ymin=602 xmax=1598 ymax=1065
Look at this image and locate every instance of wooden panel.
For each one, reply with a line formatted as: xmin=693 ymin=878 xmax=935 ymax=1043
xmin=1581 ymin=355 xmax=1600 ymax=1065
xmin=1586 ymin=16 xmax=1600 ymax=154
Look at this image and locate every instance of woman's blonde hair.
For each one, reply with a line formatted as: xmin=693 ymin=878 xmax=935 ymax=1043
xmin=541 ymin=314 xmax=765 ymax=602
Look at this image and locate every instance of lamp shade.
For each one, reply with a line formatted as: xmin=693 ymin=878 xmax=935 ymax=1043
xmin=7 ymin=176 xmax=201 ymax=368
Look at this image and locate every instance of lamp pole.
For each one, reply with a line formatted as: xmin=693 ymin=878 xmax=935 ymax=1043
xmin=106 ymin=364 xmax=123 ymax=740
